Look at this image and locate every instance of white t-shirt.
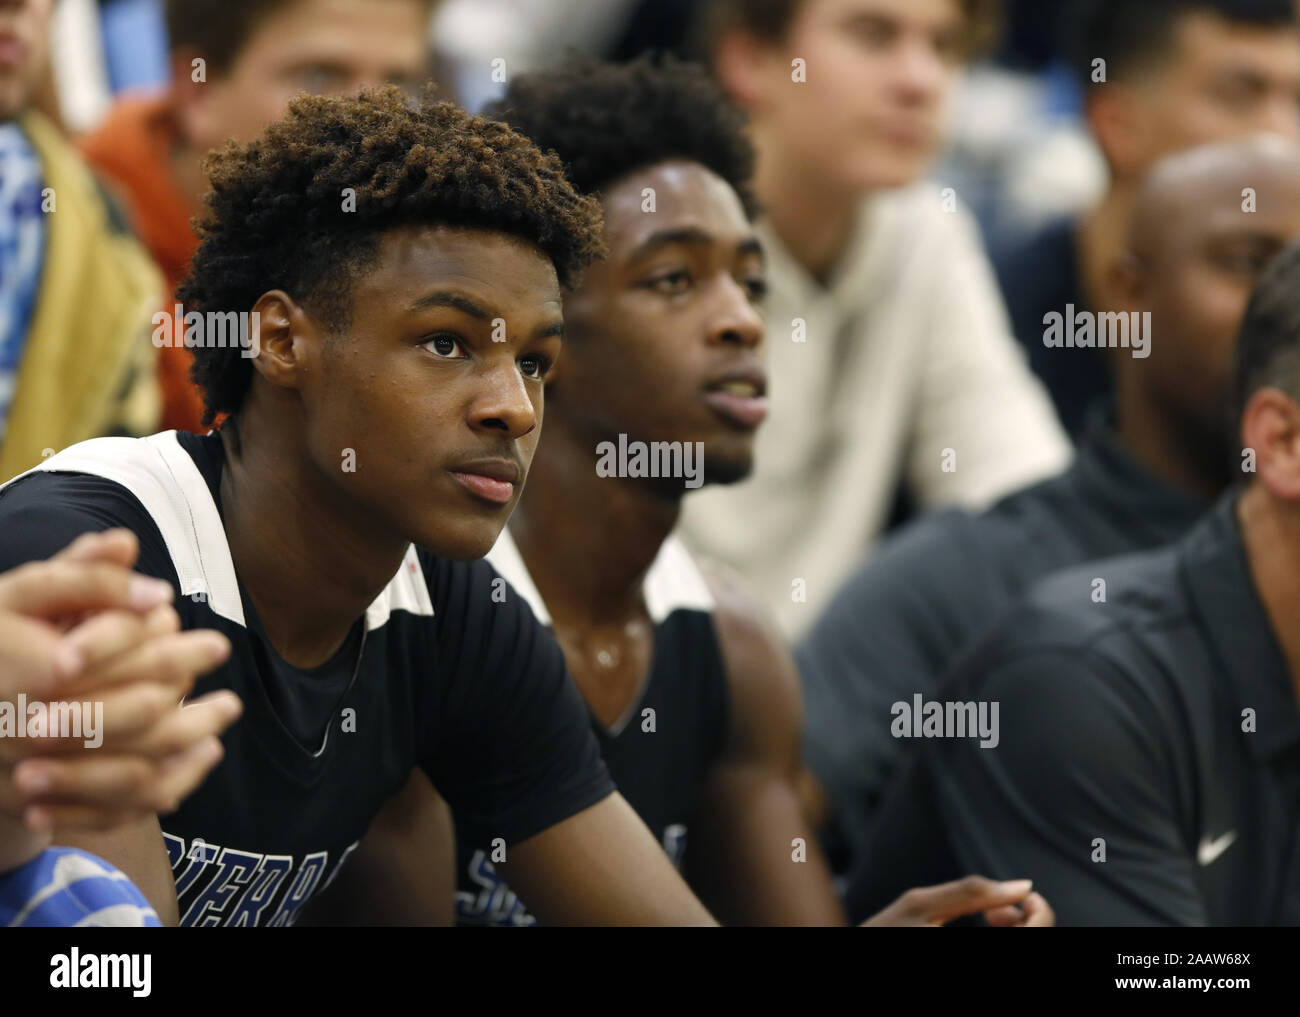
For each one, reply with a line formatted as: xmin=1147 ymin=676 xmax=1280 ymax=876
xmin=679 ymin=183 xmax=1073 ymax=638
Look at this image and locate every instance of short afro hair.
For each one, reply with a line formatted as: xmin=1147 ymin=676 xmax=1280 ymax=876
xmin=485 ymin=53 xmax=760 ymax=222
xmin=1064 ymin=0 xmax=1297 ymax=91
xmin=178 ymin=86 xmax=605 ymax=428
xmin=1234 ymin=239 xmax=1300 ymax=421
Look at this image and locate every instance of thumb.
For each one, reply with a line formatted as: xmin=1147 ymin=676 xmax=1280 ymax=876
xmin=908 ymin=876 xmax=1035 ymax=925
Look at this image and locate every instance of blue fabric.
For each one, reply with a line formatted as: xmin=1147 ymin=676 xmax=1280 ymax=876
xmin=100 ymin=0 xmax=171 ymax=92
xmin=1 ymin=846 xmax=162 ymax=927
xmin=0 ymin=122 xmax=46 ymax=446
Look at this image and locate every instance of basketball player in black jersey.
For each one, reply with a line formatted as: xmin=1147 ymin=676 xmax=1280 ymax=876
xmin=0 ymin=88 xmax=740 ymax=926
xmin=318 ymin=58 xmax=1052 ymax=927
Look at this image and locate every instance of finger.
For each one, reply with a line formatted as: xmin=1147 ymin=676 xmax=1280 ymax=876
xmin=148 ymin=735 xmax=227 ymax=814
xmin=984 ymin=905 xmax=1024 ymax=927
xmin=1015 ymin=892 xmax=1055 ymax=927
xmin=50 ymin=529 xmax=139 ymax=569
xmin=13 ymin=753 xmax=158 ymax=811
xmin=61 ymin=604 xmax=180 ymax=676
xmin=60 ymin=628 xmax=230 ymax=699
xmin=0 ymin=560 xmax=173 ymax=623
xmin=0 ymin=613 xmax=65 ymax=701
xmin=905 ymin=876 xmax=1035 ymax=925
xmin=104 ymin=691 xmax=242 ymax=759
xmin=23 ymin=801 xmax=152 ymax=834
xmin=60 ymin=606 xmax=180 ymax=686
xmin=17 ymin=735 xmax=226 ymax=822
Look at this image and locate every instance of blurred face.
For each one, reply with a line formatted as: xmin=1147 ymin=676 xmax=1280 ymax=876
xmin=554 ymin=161 xmax=766 ymax=487
xmin=178 ymin=0 xmax=431 ymax=152
xmin=1104 ymin=12 xmax=1300 ymax=178
xmin=279 ymin=227 xmax=563 ymax=560
xmin=1118 ymin=158 xmax=1300 ymax=448
xmin=741 ymin=0 xmax=965 ymax=190
xmin=0 ymin=0 xmax=52 ymax=121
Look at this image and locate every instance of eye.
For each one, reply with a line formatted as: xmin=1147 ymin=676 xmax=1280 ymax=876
xmin=421 ymin=334 xmax=467 ymax=359
xmin=647 ymin=269 xmax=693 ymax=295
xmin=519 ymin=354 xmax=553 ymax=380
xmin=298 ymin=65 xmax=344 ymax=94
xmin=742 ymin=275 xmax=768 ymax=303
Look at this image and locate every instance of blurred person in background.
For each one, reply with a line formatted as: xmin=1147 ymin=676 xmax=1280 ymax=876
xmin=683 ymin=0 xmax=1072 ymax=640
xmin=847 ymin=232 xmax=1300 ymax=924
xmin=801 ymin=135 xmax=1300 ymax=874
xmin=994 ymin=0 xmax=1300 ymax=435
xmin=81 ymin=0 xmax=437 ymax=433
xmin=0 ymin=0 xmax=161 ymax=481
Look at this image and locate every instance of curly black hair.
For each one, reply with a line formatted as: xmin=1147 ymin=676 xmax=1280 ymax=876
xmin=485 ymin=53 xmax=760 ymax=222
xmin=177 ymin=86 xmax=605 ymax=427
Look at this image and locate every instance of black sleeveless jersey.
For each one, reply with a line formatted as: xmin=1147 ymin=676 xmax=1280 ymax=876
xmin=0 ymin=431 xmax=615 ymax=926
xmin=454 ymin=528 xmax=730 ymax=926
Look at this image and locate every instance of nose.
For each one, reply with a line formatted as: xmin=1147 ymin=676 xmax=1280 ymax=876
xmin=1256 ymin=94 xmax=1300 ymax=141
xmin=467 ymin=360 xmax=538 ymax=439
xmin=894 ymin=36 xmax=948 ymax=103
xmin=707 ymin=275 xmax=764 ymax=350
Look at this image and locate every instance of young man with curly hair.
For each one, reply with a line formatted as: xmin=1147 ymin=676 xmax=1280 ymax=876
xmin=316 ymin=56 xmax=1051 ymax=928
xmin=0 ymin=87 xmax=719 ymax=926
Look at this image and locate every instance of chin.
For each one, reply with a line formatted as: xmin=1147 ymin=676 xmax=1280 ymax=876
xmin=701 ymin=455 xmax=754 ymax=487
xmin=846 ymin=148 xmax=934 ymax=192
xmin=410 ymin=517 xmax=506 ymax=561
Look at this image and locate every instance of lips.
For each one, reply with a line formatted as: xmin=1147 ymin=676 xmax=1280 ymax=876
xmin=447 ymin=459 xmax=520 ymax=506
xmin=0 ymin=33 xmax=25 ymax=69
xmin=704 ymin=368 xmax=768 ymax=429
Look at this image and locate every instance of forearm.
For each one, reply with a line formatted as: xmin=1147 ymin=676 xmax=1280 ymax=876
xmin=0 ymin=811 xmax=50 ymax=876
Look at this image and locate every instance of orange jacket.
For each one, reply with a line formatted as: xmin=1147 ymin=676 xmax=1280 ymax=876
xmin=81 ymin=94 xmax=206 ymax=434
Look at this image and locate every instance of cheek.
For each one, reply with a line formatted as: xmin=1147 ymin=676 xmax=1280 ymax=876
xmin=1156 ymin=274 xmax=1247 ymax=378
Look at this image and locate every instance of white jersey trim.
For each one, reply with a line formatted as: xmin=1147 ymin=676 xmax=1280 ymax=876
xmin=0 ymin=431 xmax=433 ymax=630
xmin=485 ymin=527 xmax=714 ymax=627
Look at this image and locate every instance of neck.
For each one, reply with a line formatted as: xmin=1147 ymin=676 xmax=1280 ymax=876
xmin=1238 ymin=483 xmax=1300 ymax=701
xmin=509 ymin=417 xmax=680 ymax=627
xmin=1077 ymin=179 xmax=1137 ymax=308
xmin=751 ymin=121 xmax=863 ymax=284
xmin=1115 ymin=377 xmax=1228 ymax=502
xmin=217 ymin=411 xmax=410 ymax=667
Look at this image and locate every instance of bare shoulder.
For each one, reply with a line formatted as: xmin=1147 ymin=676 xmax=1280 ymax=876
xmin=694 ymin=556 xmax=803 ymax=763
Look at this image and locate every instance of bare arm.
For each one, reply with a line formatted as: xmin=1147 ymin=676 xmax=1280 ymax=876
xmin=55 ymin=817 xmax=179 ymax=924
xmin=303 ymin=769 xmax=455 ymax=926
xmin=497 ymin=792 xmax=715 ymax=926
xmin=685 ymin=561 xmax=845 ymax=926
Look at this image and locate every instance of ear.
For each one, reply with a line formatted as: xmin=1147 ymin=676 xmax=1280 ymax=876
xmin=1108 ymin=249 xmax=1147 ymax=311
xmin=170 ymin=47 xmax=220 ymax=148
xmin=1241 ymin=387 xmax=1300 ymax=500
xmin=713 ymin=27 xmax=775 ymax=112
xmin=248 ymin=291 xmax=319 ymax=394
xmin=1085 ymin=85 xmax=1150 ymax=179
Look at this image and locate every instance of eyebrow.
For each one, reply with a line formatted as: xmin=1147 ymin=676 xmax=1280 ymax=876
xmin=408 ymin=291 xmax=492 ymax=319
xmin=409 ymin=289 xmax=563 ymax=340
xmin=630 ymin=227 xmax=765 ymax=263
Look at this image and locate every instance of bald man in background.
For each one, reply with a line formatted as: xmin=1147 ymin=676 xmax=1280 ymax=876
xmin=799 ymin=135 xmax=1300 ymax=875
